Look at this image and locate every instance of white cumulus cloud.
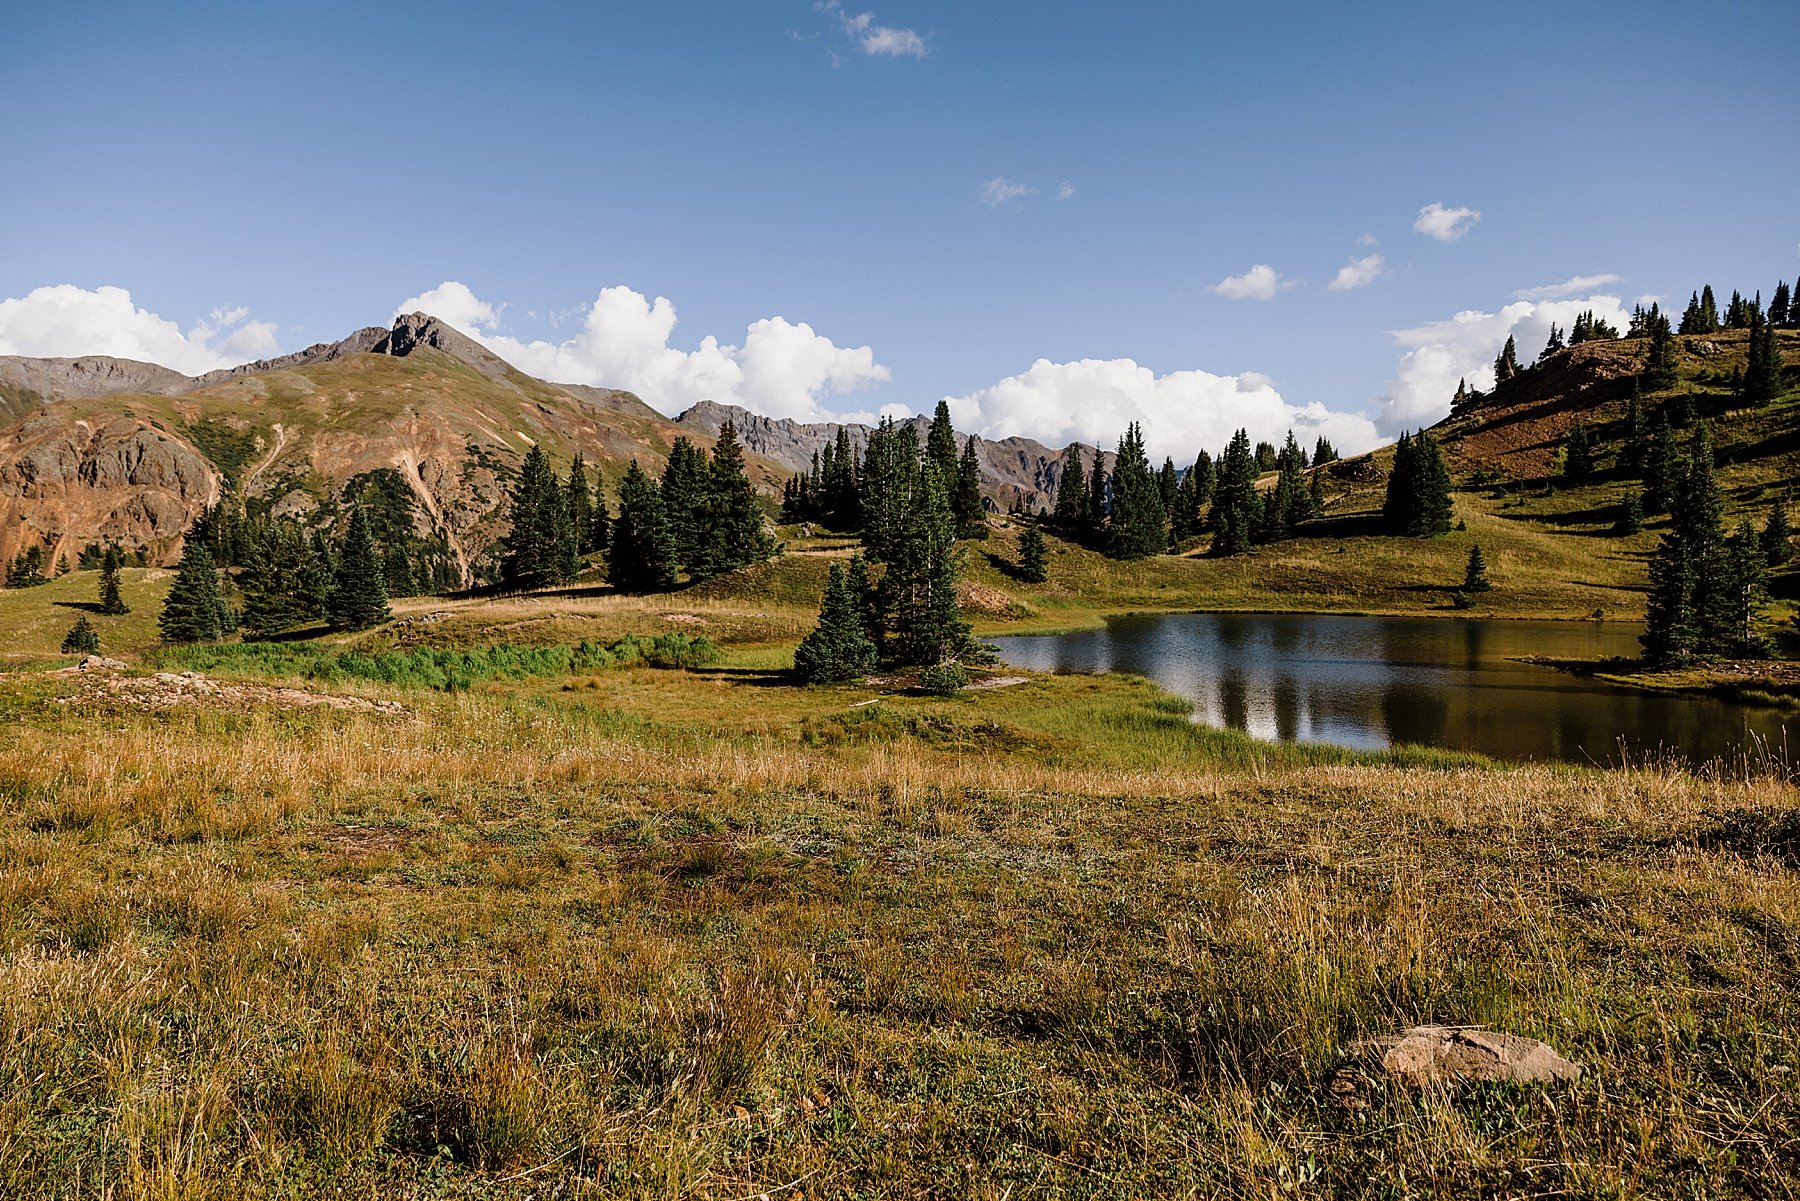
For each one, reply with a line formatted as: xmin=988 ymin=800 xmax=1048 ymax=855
xmin=1327 ymin=254 xmax=1386 ymax=293
xmin=945 ymin=357 xmax=1381 ymax=464
xmin=1414 ymin=202 xmax=1482 ymax=243
xmin=0 ymin=284 xmax=278 ymax=375
xmin=1210 ymin=264 xmax=1287 ymax=301
xmin=1374 ymin=291 xmax=1633 ymax=433
xmin=403 ymin=282 xmax=890 ymax=422
xmin=1512 ymin=273 xmax=1622 ymax=301
xmin=979 ymin=177 xmax=1035 ymax=207
xmin=395 ymin=280 xmax=501 ymax=331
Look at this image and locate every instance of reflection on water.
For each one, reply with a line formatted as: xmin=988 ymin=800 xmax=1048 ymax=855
xmin=992 ymin=613 xmax=1793 ymax=766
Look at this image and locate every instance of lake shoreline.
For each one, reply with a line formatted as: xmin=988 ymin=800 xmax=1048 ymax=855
xmin=1520 ymin=655 xmax=1800 ymax=710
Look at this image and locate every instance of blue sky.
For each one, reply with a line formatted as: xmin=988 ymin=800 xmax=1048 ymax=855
xmin=2 ymin=0 xmax=1796 ymax=458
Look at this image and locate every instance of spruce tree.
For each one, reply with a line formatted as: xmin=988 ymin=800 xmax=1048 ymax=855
xmin=1642 ymin=424 xmax=1729 ymax=664
xmin=567 ymin=454 xmax=598 ymax=556
xmin=1643 ymin=411 xmax=1680 ymax=513
xmin=61 ymin=615 xmax=101 ymax=656
xmin=1615 ymin=493 xmax=1644 ymax=535
xmin=608 ymin=460 xmax=677 ymax=592
xmin=1085 ymin=447 xmax=1110 ymax=544
xmin=239 ymin=520 xmax=327 ymax=638
xmin=1157 ymin=457 xmax=1179 ymax=518
xmin=1017 ymin=525 xmax=1049 ymax=583
xmin=500 ymin=444 xmax=569 ymax=589
xmin=586 ymin=471 xmax=611 ymax=560
xmin=660 ymin=437 xmax=709 ymax=570
xmin=1494 ymin=336 xmax=1522 ymax=385
xmin=159 ymin=541 xmax=231 ymax=643
xmin=1052 ymin=444 xmax=1089 ymax=534
xmin=1620 ymin=379 xmax=1648 ymax=473
xmin=5 ymin=544 xmax=47 ymax=588
xmin=1210 ymin=429 xmax=1257 ymax=556
xmin=1105 ymin=423 xmax=1167 ymax=559
xmin=326 ymin=506 xmax=391 ymax=631
xmin=793 ymin=559 xmax=879 ymax=684
xmin=952 ymin=436 xmax=987 ymax=539
xmin=97 ymin=544 xmax=129 ymax=615
xmin=1699 ymin=285 xmax=1720 ymax=332
xmin=1742 ymin=310 xmax=1781 ymax=406
xmin=859 ymin=418 xmax=918 ymax=563
xmin=880 ymin=462 xmax=974 ymax=668
xmin=926 ymin=399 xmax=959 ymax=484
xmin=1462 ymin=545 xmax=1492 ymax=592
xmin=1722 ymin=520 xmax=1769 ymax=657
xmin=1384 ymin=430 xmax=1452 ymax=536
xmin=1763 ymin=494 xmax=1793 ymax=566
xmin=1642 ymin=313 xmax=1679 ymax=392
xmin=695 ymin=421 xmax=776 ymax=578
xmin=1312 ymin=438 xmax=1338 ymax=466
xmin=1561 ymin=422 xmax=1593 ymax=482
xmin=1771 ymin=281 xmax=1792 ymax=328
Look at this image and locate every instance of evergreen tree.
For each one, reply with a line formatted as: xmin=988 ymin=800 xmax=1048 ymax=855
xmin=1312 ymin=437 xmax=1338 ymax=466
xmin=925 ymin=399 xmax=959 ymax=484
xmin=1560 ymin=422 xmax=1593 ymax=482
xmin=952 ymin=436 xmax=987 ymax=539
xmin=1539 ymin=323 xmax=1565 ymax=361
xmin=1210 ymin=429 xmax=1258 ymax=556
xmin=1642 ymin=311 xmax=1680 ymax=392
xmin=860 ymin=418 xmax=920 ymax=562
xmin=1725 ymin=290 xmax=1749 ymax=329
xmin=158 ymin=541 xmax=231 ymax=642
xmin=1620 ymin=379 xmax=1648 ymax=473
xmin=660 ymin=437 xmax=710 ymax=569
xmin=61 ymin=615 xmax=101 ymax=656
xmin=567 ymin=454 xmax=598 ymax=555
xmin=1462 ymin=545 xmax=1492 ymax=592
xmin=1259 ymin=431 xmax=1312 ymax=542
xmin=586 ymin=471 xmax=611 ymax=561
xmin=5 ymin=544 xmax=47 ymax=587
xmin=1699 ymin=285 xmax=1720 ymax=332
xmin=1171 ymin=448 xmax=1215 ymax=542
xmin=1722 ymin=519 xmax=1769 ymax=657
xmin=608 ymin=460 xmax=677 ymax=592
xmin=1157 ymin=456 xmax=1179 ymax=521
xmin=1383 ymin=430 xmax=1453 ymax=536
xmin=499 ymin=444 xmax=570 ymax=589
xmin=326 ymin=506 xmax=391 ymax=631
xmin=1253 ymin=441 xmax=1278 ymax=473
xmin=880 ymin=462 xmax=974 ymax=668
xmin=1051 ymin=444 xmax=1089 ymax=534
xmin=793 ymin=559 xmax=879 ymax=684
xmin=1679 ymin=291 xmax=1705 ymax=335
xmin=1104 ymin=423 xmax=1166 ymax=559
xmin=239 ymin=520 xmax=327 ymax=638
xmin=1771 ymin=281 xmax=1792 ymax=328
xmin=1085 ymin=446 xmax=1110 ymax=543
xmin=97 ymin=544 xmax=129 ymax=615
xmin=1017 ymin=525 xmax=1049 ymax=583
xmin=1642 ymin=425 xmax=1730 ymax=664
xmin=694 ymin=421 xmax=777 ymax=579
xmin=1643 ymin=411 xmax=1680 ymax=513
xmin=1742 ymin=310 xmax=1782 ymax=406
xmin=1763 ymin=494 xmax=1793 ymax=566
xmin=1615 ymin=492 xmax=1644 ymax=535
xmin=1494 ymin=336 xmax=1523 ymax=384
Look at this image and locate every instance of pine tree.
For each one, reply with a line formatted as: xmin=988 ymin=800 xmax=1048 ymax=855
xmin=1561 ymin=422 xmax=1593 ymax=482
xmin=1105 ymin=423 xmax=1167 ymax=559
xmin=1642 ymin=312 xmax=1679 ymax=392
xmin=5 ymin=544 xmax=47 ymax=588
xmin=159 ymin=541 xmax=231 ymax=642
xmin=500 ymin=444 xmax=570 ymax=589
xmin=1384 ymin=430 xmax=1452 ymax=536
xmin=1615 ymin=493 xmax=1644 ymax=535
xmin=695 ymin=422 xmax=777 ymax=578
xmin=1312 ymin=438 xmax=1338 ymax=466
xmin=880 ymin=462 xmax=974 ymax=668
xmin=567 ymin=454 xmax=598 ymax=556
xmin=1462 ymin=545 xmax=1492 ymax=592
xmin=586 ymin=470 xmax=611 ymax=560
xmin=793 ymin=559 xmax=879 ymax=684
xmin=952 ymin=436 xmax=987 ymax=539
xmin=1743 ymin=310 xmax=1781 ymax=406
xmin=1722 ymin=519 xmax=1769 ymax=657
xmin=1494 ymin=335 xmax=1522 ymax=384
xmin=1017 ymin=525 xmax=1049 ymax=583
xmin=1699 ymin=285 xmax=1720 ymax=332
xmin=1725 ymin=290 xmax=1749 ymax=329
xmin=1763 ymin=494 xmax=1793 ymax=566
xmin=239 ymin=520 xmax=327 ymax=638
xmin=608 ymin=460 xmax=677 ymax=592
xmin=1620 ymin=379 xmax=1648 ymax=473
xmin=1085 ymin=447 xmax=1109 ymax=544
xmin=1258 ymin=431 xmax=1312 ymax=542
xmin=1052 ymin=444 xmax=1089 ymax=534
xmin=326 ymin=506 xmax=391 ymax=631
xmin=859 ymin=418 xmax=918 ymax=562
xmin=61 ymin=615 xmax=101 ymax=656
xmin=925 ymin=399 xmax=959 ymax=484
xmin=97 ymin=544 xmax=129 ymax=615
xmin=1643 ymin=411 xmax=1680 ymax=513
xmin=1680 ymin=291 xmax=1705 ymax=335
xmin=1157 ymin=456 xmax=1179 ymax=517
xmin=1642 ymin=424 xmax=1730 ymax=664
xmin=660 ymin=436 xmax=709 ymax=570
xmin=1210 ymin=429 xmax=1258 ymax=556
xmin=1539 ymin=323 xmax=1565 ymax=361
xmin=1771 ymin=281 xmax=1792 ymax=329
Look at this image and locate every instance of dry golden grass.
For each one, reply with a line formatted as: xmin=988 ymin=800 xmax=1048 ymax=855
xmin=1 ymin=668 xmax=1797 ymax=1197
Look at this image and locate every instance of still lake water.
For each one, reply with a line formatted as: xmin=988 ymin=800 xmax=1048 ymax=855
xmin=992 ymin=612 xmax=1794 ymax=767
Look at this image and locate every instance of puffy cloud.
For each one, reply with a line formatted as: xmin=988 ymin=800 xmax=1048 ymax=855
xmin=1210 ymin=264 xmax=1287 ymax=301
xmin=823 ymin=2 xmax=926 ymax=58
xmin=979 ymin=177 xmax=1034 ymax=207
xmin=395 ymin=280 xmax=501 ymax=331
xmin=1374 ymin=292 xmax=1633 ymax=433
xmin=1413 ymin=202 xmax=1481 ymax=242
xmin=1512 ymin=273 xmax=1622 ymax=301
xmin=0 ymin=284 xmax=277 ymax=374
xmin=945 ymin=357 xmax=1381 ymax=463
xmin=1327 ymin=254 xmax=1385 ymax=293
xmin=408 ymin=282 xmax=890 ymax=422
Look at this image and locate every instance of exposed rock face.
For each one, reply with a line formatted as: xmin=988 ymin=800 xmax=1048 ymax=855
xmin=374 ymin=313 xmax=519 ymax=383
xmin=1357 ymin=1025 xmax=1582 ymax=1087
xmin=0 ymin=357 xmax=192 ymax=422
xmin=673 ymin=399 xmax=1100 ymax=513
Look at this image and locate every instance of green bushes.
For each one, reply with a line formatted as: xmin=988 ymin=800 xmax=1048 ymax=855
xmin=154 ymin=633 xmax=721 ymax=690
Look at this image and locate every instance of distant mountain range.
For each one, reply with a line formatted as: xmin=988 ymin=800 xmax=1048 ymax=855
xmin=0 ymin=313 xmax=1088 ymax=577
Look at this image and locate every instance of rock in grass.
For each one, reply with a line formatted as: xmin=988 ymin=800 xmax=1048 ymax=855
xmin=1357 ymin=1025 xmax=1581 ymax=1087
